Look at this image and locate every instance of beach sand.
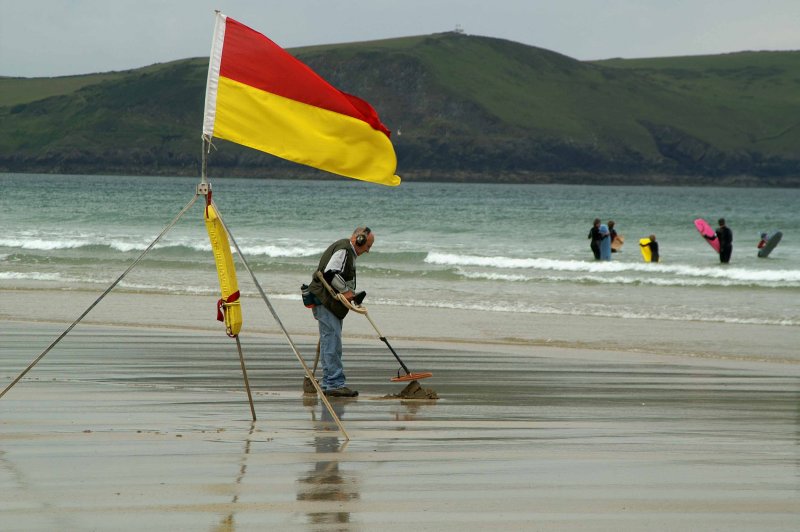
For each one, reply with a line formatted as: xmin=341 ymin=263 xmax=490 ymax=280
xmin=2 ymin=289 xmax=800 ymax=530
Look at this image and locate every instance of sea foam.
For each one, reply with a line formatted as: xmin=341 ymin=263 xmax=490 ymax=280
xmin=427 ymin=252 xmax=800 ymax=285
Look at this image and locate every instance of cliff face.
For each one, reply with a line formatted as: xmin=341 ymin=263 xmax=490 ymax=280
xmin=1 ymin=34 xmax=799 ymax=185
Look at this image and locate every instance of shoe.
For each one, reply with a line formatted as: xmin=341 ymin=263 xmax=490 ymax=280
xmin=323 ymin=386 xmax=359 ymax=397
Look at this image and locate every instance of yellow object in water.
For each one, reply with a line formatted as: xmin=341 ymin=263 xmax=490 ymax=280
xmin=205 ymin=203 xmax=242 ymax=336
xmin=639 ymin=237 xmax=652 ymax=263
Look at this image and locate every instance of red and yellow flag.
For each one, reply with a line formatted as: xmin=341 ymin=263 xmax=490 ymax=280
xmin=202 ymin=13 xmax=400 ymax=186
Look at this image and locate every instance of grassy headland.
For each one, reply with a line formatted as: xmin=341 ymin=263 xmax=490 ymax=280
xmin=1 ymin=33 xmax=798 ymax=185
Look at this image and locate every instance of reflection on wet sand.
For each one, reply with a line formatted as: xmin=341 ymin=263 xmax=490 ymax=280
xmin=297 ymin=399 xmax=359 ymax=528
xmin=1 ymin=449 xmax=80 ymax=530
xmin=6 ymin=321 xmax=799 ymax=530
xmin=214 ymin=422 xmax=256 ymax=532
xmin=392 ymin=400 xmax=425 ymax=421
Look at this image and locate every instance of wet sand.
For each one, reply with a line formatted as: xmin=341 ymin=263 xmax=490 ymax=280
xmin=2 ymin=290 xmax=800 ymax=530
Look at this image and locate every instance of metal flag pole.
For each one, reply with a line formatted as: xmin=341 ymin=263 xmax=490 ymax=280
xmin=202 ymin=136 xmax=257 ymax=422
xmin=234 ymin=335 xmax=257 ymax=421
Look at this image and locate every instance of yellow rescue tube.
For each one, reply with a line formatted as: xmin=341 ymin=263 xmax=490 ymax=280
xmin=205 ymin=203 xmax=242 ymax=336
xmin=639 ymin=237 xmax=653 ymax=263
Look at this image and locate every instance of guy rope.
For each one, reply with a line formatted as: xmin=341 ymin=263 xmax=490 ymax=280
xmin=0 ymin=138 xmax=350 ymax=439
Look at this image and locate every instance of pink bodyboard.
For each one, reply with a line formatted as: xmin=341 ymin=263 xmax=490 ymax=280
xmin=694 ymin=218 xmax=720 ymax=253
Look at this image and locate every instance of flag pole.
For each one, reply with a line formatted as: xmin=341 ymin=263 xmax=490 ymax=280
xmin=201 ymin=135 xmax=210 ymax=185
xmin=234 ymin=335 xmax=257 ymax=421
xmin=201 ymin=135 xmax=258 ymax=422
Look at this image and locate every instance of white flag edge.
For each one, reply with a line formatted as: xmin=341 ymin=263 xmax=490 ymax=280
xmin=202 ymin=11 xmax=227 ymax=138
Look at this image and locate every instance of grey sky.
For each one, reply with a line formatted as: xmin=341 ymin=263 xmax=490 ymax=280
xmin=2 ymin=0 xmax=799 ymax=77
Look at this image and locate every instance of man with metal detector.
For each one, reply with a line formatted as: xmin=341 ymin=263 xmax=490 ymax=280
xmin=306 ymin=227 xmax=373 ymax=397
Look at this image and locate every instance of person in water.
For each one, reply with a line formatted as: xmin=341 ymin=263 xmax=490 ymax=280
xmin=640 ymin=234 xmax=659 ymax=263
xmin=608 ymin=220 xmax=619 ymax=253
xmin=598 ymin=223 xmax=611 ymax=260
xmin=588 ymin=218 xmax=602 ymax=260
xmin=757 ymin=232 xmax=768 ymax=249
xmin=716 ymin=218 xmax=733 ymax=264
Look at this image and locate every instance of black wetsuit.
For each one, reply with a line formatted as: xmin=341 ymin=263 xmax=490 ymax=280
xmin=649 ymin=240 xmax=659 ymax=263
xmin=588 ymin=226 xmax=601 ymax=260
xmin=716 ymin=226 xmax=733 ymax=263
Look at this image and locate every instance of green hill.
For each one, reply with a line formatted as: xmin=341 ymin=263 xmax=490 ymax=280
xmin=1 ymin=33 xmax=799 ymax=185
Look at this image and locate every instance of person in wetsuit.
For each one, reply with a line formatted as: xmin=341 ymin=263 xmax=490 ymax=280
xmin=588 ymin=218 xmax=602 ymax=260
xmin=643 ymin=234 xmax=659 ymax=263
xmin=716 ymin=218 xmax=733 ymax=264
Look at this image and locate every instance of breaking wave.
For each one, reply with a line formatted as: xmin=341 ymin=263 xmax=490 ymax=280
xmin=428 ymin=252 xmax=800 ymax=286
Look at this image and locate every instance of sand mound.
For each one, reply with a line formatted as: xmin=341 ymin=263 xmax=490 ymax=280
xmin=385 ymin=380 xmax=439 ymax=400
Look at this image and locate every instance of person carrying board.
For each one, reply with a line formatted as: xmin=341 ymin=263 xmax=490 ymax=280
xmin=640 ymin=234 xmax=659 ymax=263
xmin=716 ymin=218 xmax=733 ymax=264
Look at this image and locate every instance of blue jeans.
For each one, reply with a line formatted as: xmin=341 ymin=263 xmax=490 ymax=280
xmin=312 ymin=305 xmax=345 ymax=390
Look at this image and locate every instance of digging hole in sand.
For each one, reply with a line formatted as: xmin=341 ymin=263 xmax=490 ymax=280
xmin=383 ymin=380 xmax=439 ymax=400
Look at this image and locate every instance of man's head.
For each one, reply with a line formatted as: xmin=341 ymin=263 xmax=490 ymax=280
xmin=351 ymin=226 xmax=374 ymax=256
xmin=718 ymin=218 xmax=726 ymax=227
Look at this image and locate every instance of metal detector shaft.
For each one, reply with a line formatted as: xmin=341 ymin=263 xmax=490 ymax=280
xmin=313 ymin=271 xmax=416 ymax=378
xmin=363 ymin=312 xmax=411 ymax=375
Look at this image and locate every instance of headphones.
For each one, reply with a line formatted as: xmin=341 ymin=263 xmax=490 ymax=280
xmin=355 ymin=226 xmax=371 ymax=247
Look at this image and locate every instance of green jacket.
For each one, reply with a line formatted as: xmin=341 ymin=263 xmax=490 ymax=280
xmin=308 ymin=238 xmax=357 ymax=319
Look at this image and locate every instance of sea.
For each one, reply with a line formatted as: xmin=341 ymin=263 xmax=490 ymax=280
xmin=1 ymin=173 xmax=799 ymax=329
